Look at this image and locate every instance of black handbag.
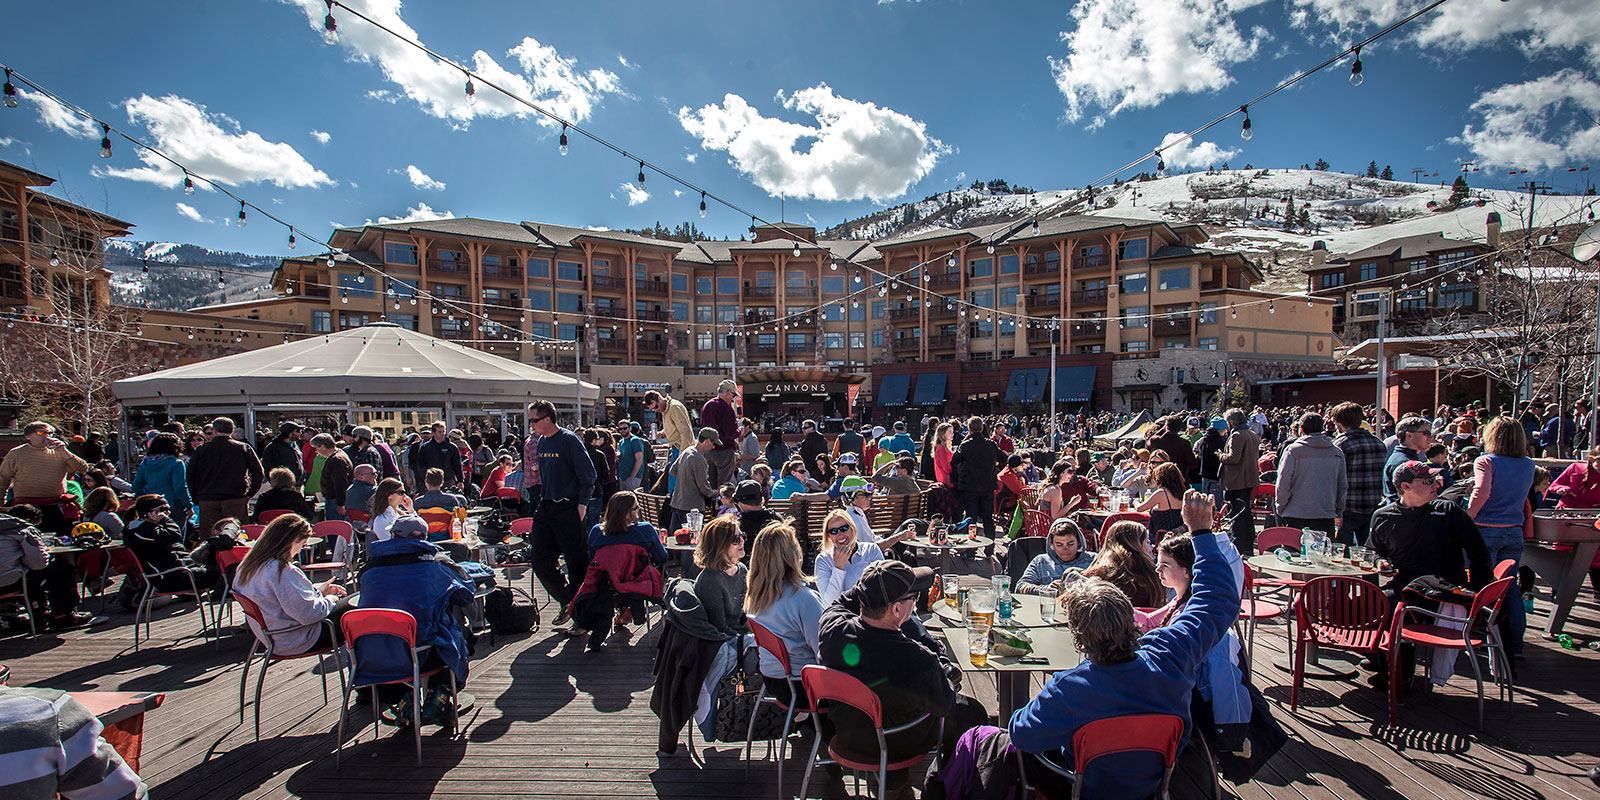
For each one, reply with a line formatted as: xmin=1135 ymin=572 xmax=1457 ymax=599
xmin=710 ymin=636 xmax=789 ymax=742
xmin=483 ymin=586 xmax=540 ymax=635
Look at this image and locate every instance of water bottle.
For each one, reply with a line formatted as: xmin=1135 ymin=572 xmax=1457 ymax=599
xmin=1300 ymin=528 xmax=1317 ymax=560
xmin=1274 ymin=547 xmax=1294 ymax=563
xmin=993 ymin=576 xmax=1014 ymax=624
xmin=687 ymin=507 xmax=703 ymax=537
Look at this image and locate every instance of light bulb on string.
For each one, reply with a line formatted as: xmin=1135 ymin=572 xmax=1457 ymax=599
xmin=986 ymin=244 xmax=995 ymax=254
xmin=99 ymin=124 xmax=113 ymax=159
xmin=829 ymin=259 xmax=838 ymax=271
xmin=2 ymin=69 xmax=17 ymax=108
xmin=559 ymin=124 xmax=569 ymax=156
xmin=946 ymin=255 xmax=957 ymax=268
xmin=217 ymin=271 xmax=225 ymax=289
xmin=49 ymin=251 xmax=59 ymax=267
xmin=286 ymin=231 xmax=296 ymax=249
xmin=699 ymin=191 xmax=707 ymax=218
xmin=1349 ymin=47 xmax=1364 ymax=87
xmin=1031 ymin=219 xmax=1040 ymax=236
xmin=1155 ymin=152 xmax=1166 ymax=178
xmin=793 ymin=244 xmax=801 ymax=257
xmin=182 ymin=172 xmax=195 ymax=196
xmin=1240 ymin=105 xmax=1252 ymax=140
xmin=1268 ymin=301 xmax=1276 ymax=313
xmin=322 ymin=0 xmax=339 ymax=45
xmin=463 ymin=75 xmax=476 ymax=105
xmin=186 ymin=329 xmax=195 ymax=340
xmin=636 ymin=161 xmax=646 ymax=188
xmin=326 ymin=252 xmax=336 ymax=267
xmin=236 ymin=201 xmax=247 ymax=227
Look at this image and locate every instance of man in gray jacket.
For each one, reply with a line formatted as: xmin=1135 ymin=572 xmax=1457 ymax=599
xmin=1275 ymin=412 xmax=1347 ymax=537
xmin=1219 ymin=407 xmax=1262 ymax=554
xmin=668 ymin=427 xmax=719 ymax=531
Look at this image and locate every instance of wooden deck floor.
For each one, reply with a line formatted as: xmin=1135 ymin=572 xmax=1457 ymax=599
xmin=4 ymin=578 xmax=1600 ymax=799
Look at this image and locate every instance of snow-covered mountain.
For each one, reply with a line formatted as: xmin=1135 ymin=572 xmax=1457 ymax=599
xmin=825 ymin=169 xmax=1598 ymax=293
xmin=102 ymin=240 xmax=279 ymax=310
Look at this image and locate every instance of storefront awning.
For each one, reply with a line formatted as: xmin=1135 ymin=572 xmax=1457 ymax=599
xmin=877 ymin=373 xmax=912 ymax=407
xmin=1004 ymin=366 xmax=1097 ymax=404
xmin=1004 ymin=368 xmax=1048 ymax=404
xmin=911 ymin=372 xmax=947 ymax=406
xmin=1054 ymin=365 xmax=1097 ymax=403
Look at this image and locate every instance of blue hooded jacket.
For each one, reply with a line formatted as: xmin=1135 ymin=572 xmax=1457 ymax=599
xmin=355 ymin=538 xmax=474 ymax=685
xmin=131 ymin=455 xmax=193 ymax=518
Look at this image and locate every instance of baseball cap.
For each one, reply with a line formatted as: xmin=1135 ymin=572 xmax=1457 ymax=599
xmin=279 ymin=421 xmax=303 ymax=436
xmin=390 ymin=515 xmax=429 ymax=539
xmin=1393 ymin=460 xmax=1446 ymax=488
xmin=697 ymin=426 xmax=723 ymax=445
xmin=630 ymin=421 xmax=642 ymax=433
xmin=856 ymin=560 xmax=936 ymax=610
xmin=733 ymin=480 xmax=764 ymax=504
xmin=839 ymin=475 xmax=873 ymax=497
xmin=1210 ymin=417 xmax=1228 ymax=431
xmin=1091 ymin=451 xmax=1110 ymax=462
xmin=837 ymin=452 xmax=859 ymax=465
xmin=871 ymin=425 xmax=886 ymax=438
xmin=893 ymin=420 xmax=907 ymax=431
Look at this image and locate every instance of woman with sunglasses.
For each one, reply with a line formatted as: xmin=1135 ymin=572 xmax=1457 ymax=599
xmin=769 ymin=459 xmax=810 ymax=500
xmin=815 ymin=508 xmax=883 ymax=604
xmin=693 ymin=515 xmax=749 ymax=640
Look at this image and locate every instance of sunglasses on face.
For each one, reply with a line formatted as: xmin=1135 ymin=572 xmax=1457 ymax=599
xmin=530 ymin=415 xmax=551 ymax=424
xmin=827 ymin=525 xmax=853 ymax=536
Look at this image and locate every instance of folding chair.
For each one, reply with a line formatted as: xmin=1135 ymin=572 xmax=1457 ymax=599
xmin=796 ymin=665 xmax=944 ymax=800
xmin=744 ymin=620 xmax=824 ymax=794
xmin=337 ymin=608 xmax=460 ymax=766
xmin=233 ymin=592 xmax=346 ymax=741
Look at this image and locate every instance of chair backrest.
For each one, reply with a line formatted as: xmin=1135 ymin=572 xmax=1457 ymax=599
xmin=509 ymin=517 xmax=534 ymax=537
xmin=214 ymin=548 xmax=246 ymax=572
xmin=416 ymin=507 xmax=454 ymax=534
xmin=1468 ymin=576 xmax=1516 ymax=629
xmin=800 ymin=665 xmax=880 ymax=728
xmin=1295 ymin=575 xmax=1390 ymax=633
xmin=1023 ymin=509 xmax=1051 ymax=538
xmin=313 ymin=519 xmax=355 ymax=543
xmin=801 ymin=493 xmax=838 ymax=544
xmin=1256 ymin=527 xmax=1303 ymax=554
xmin=1007 ymin=536 xmax=1049 ymax=587
xmin=748 ymin=619 xmax=792 ymax=675
xmin=233 ymin=591 xmax=267 ymax=629
xmin=340 ymin=607 xmax=418 ymax=648
xmin=347 ymin=510 xmax=372 ymax=524
xmin=1492 ymin=559 xmax=1517 ymax=580
xmin=241 ymin=524 xmax=266 ymax=540
xmin=1099 ymin=511 xmax=1149 ymax=540
xmin=496 ymin=487 xmax=522 ymax=502
xmin=258 ymin=509 xmax=297 ymax=523
xmin=1071 ymin=712 xmax=1184 ymax=775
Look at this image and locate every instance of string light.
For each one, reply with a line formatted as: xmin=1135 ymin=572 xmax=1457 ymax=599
xmin=463 ymin=74 xmax=476 ymax=105
xmin=182 ymin=171 xmax=195 ymax=196
xmin=698 ymin=191 xmax=706 ymax=218
xmin=321 ymin=0 xmax=339 ymax=45
xmin=217 ymin=270 xmax=226 ymax=289
xmin=236 ymin=201 xmax=247 ymax=227
xmin=140 ymin=259 xmax=149 ymax=275
xmin=98 ymin=123 xmax=112 ymax=158
xmin=49 ymin=251 xmax=59 ymax=267
xmin=558 ymin=123 xmax=569 ymax=155
xmin=793 ymin=243 xmax=801 ymax=257
xmin=2 ymin=69 xmax=16 ymax=108
xmin=1268 ymin=300 xmax=1276 ymax=314
xmin=287 ymin=230 xmax=296 ymax=249
xmin=1155 ymin=151 xmax=1166 ymax=178
xmin=1239 ymin=105 xmax=1252 ymax=140
xmin=1349 ymin=47 xmax=1364 ymax=87
xmin=829 ymin=259 xmax=838 ymax=271
xmin=636 ymin=160 xmax=645 ymax=188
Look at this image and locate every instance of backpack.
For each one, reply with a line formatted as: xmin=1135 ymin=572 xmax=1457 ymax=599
xmin=483 ymin=586 xmax=539 ymax=635
xmin=710 ymin=636 xmax=788 ymax=742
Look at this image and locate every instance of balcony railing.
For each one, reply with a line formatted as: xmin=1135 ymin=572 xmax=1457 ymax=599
xmin=889 ymin=307 xmax=923 ymax=322
xmin=1071 ymin=321 xmax=1106 ymax=337
xmin=1078 ymin=254 xmax=1109 ymax=269
xmin=303 ymin=286 xmax=330 ymax=298
xmin=1155 ymin=317 xmax=1193 ymax=335
xmin=426 ymin=259 xmax=468 ymax=274
xmin=483 ymin=265 xmax=522 ymax=279
xmin=928 ymin=273 xmax=961 ymax=289
xmin=1071 ymin=287 xmax=1108 ymax=304
xmin=746 ymin=286 xmax=777 ymax=299
xmin=927 ymin=304 xmax=955 ymax=319
xmin=591 ymin=274 xmax=627 ymax=290
xmin=1028 ymin=327 xmax=1053 ymax=343
xmin=1024 ymin=261 xmax=1059 ymax=277
xmin=927 ymin=333 xmax=956 ymax=348
xmin=638 ymin=339 xmax=667 ymax=352
xmin=1026 ymin=294 xmax=1061 ymax=310
xmin=892 ymin=337 xmax=920 ymax=353
xmin=750 ymin=343 xmax=778 ymax=357
xmin=786 ymin=285 xmax=817 ymax=300
xmin=636 ymin=279 xmax=669 ymax=295
xmin=636 ymin=309 xmax=673 ymax=322
xmin=597 ymin=337 xmax=628 ymax=352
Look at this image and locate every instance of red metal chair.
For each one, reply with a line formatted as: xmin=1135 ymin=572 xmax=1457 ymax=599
xmin=307 ymin=520 xmax=354 ymax=579
xmin=127 ymin=550 xmax=211 ymax=651
xmin=1098 ymin=511 xmax=1150 ymax=541
xmin=1290 ymin=576 xmax=1390 ymax=711
xmin=0 ymin=577 xmax=36 ymax=638
xmin=1492 ymin=559 xmax=1516 ymax=580
xmin=233 ymin=591 xmax=345 ymax=741
xmin=1238 ymin=563 xmax=1284 ymax=673
xmin=1023 ymin=508 xmax=1052 ymax=538
xmin=241 ymin=524 xmax=266 ymax=540
xmin=509 ymin=517 xmax=534 ymax=537
xmin=796 ymin=665 xmax=943 ymax=800
xmin=1017 ymin=713 xmax=1186 ymax=800
xmin=1388 ymin=575 xmax=1515 ymax=729
xmin=336 ymin=608 xmax=460 ymax=766
xmin=744 ymin=620 xmax=824 ymax=792
xmin=1252 ymin=527 xmax=1309 ymax=592
xmin=210 ymin=548 xmax=246 ymax=628
xmin=257 ymin=508 xmax=298 ymax=524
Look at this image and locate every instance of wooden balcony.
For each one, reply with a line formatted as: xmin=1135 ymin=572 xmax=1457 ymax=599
xmin=591 ymin=274 xmax=626 ymax=290
xmin=1071 ymin=287 xmax=1108 ymax=304
xmin=889 ymin=307 xmax=923 ymax=322
xmin=636 ymin=309 xmax=673 ymax=322
xmin=636 ymin=279 xmax=669 ymax=295
xmin=786 ymin=285 xmax=817 ymax=300
xmin=1026 ymin=294 xmax=1061 ymax=310
xmin=483 ymin=265 xmax=522 ymax=279
xmin=426 ymin=259 xmax=468 ymax=274
xmin=638 ymin=339 xmax=667 ymax=353
xmin=1071 ymin=321 xmax=1106 ymax=338
xmin=927 ymin=333 xmax=956 ymax=348
xmin=892 ymin=337 xmax=920 ymax=353
xmin=1024 ymin=261 xmax=1059 ymax=277
xmin=927 ymin=304 xmax=955 ymax=319
xmin=1155 ymin=317 xmax=1193 ymax=335
xmin=746 ymin=286 xmax=777 ymax=299
xmin=750 ymin=343 xmax=778 ymax=357
xmin=1078 ymin=254 xmax=1109 ymax=269
xmin=1028 ymin=327 xmax=1053 ymax=343
xmin=928 ymin=272 xmax=961 ymax=290
xmin=597 ymin=337 xmax=628 ymax=352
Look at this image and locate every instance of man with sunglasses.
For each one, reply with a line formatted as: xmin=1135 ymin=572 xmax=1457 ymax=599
xmin=1382 ymin=416 xmax=1434 ymax=505
xmin=526 ymin=400 xmax=596 ymax=630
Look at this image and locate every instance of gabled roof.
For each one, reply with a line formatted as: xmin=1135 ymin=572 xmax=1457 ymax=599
xmin=519 ymin=221 xmax=681 ymax=250
xmin=355 ymin=217 xmax=547 ymax=246
xmin=678 ymin=239 xmax=880 ymax=265
xmin=874 ymin=221 xmax=1014 ymax=249
xmin=1327 ymin=232 xmax=1484 ymax=264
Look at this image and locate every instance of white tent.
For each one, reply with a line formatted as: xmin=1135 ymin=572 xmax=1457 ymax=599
xmin=113 ymin=323 xmax=597 ymax=425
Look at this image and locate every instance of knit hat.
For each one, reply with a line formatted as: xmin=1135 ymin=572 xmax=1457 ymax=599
xmin=390 ymin=515 xmax=429 ymax=539
xmin=855 ymin=560 xmax=935 ymax=610
xmin=135 ymin=495 xmax=169 ymax=516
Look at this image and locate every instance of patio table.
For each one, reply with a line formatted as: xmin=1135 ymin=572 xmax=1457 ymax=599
xmin=1246 ymin=553 xmax=1379 ymax=680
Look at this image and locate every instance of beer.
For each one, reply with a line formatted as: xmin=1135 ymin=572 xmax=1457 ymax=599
xmin=967 ymin=625 xmax=991 ymax=668
xmin=968 ymin=589 xmax=997 ymax=628
xmin=942 ymin=575 xmax=960 ymax=607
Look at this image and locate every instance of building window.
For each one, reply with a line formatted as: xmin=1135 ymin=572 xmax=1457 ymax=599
xmin=529 ymin=322 xmax=551 ymax=339
xmin=1359 ymin=262 xmax=1378 ymax=281
xmin=670 ymin=273 xmax=689 ymax=293
xmin=1319 ymin=271 xmax=1346 ymax=289
xmin=339 ymin=312 xmax=373 ymax=329
xmin=850 ymin=302 xmax=865 ymax=322
xmin=822 ymin=276 xmax=844 ymax=295
xmin=386 ymin=313 xmax=418 ymax=330
xmin=1124 ymin=305 xmax=1149 ymax=328
xmin=557 ymin=261 xmax=583 ymax=281
xmin=717 ymin=277 xmax=740 ymax=296
xmin=339 ymin=274 xmax=374 ymax=297
xmin=1407 ymin=258 xmax=1428 ymax=274
xmin=1078 ymin=244 xmax=1106 ymax=268
xmin=1439 ymin=282 xmax=1475 ymax=308
xmin=971 ymin=288 xmax=994 ymax=308
xmin=558 ymin=292 xmax=584 ymax=312
xmin=696 ymin=277 xmax=713 ymax=295
xmin=1164 ymin=339 xmax=1186 ymax=349
xmin=1000 ymin=254 xmax=1019 ymax=275
xmin=1399 ymin=290 xmax=1427 ymax=313
xmin=672 ymin=301 xmax=689 ymax=321
xmin=388 ymin=278 xmax=418 ymax=299
xmin=968 ymin=258 xmax=993 ymax=278
xmin=1157 ymin=268 xmax=1191 ymax=291
xmin=1119 ymin=272 xmax=1148 ymax=294
xmin=825 ymin=332 xmax=844 ymax=349
xmin=528 ymin=258 xmax=550 ymax=278
xmin=431 ymin=283 xmax=463 ymax=298
xmin=696 ymin=333 xmax=713 ymax=351
xmin=1354 ymin=291 xmax=1382 ymax=317
xmin=823 ymin=305 xmax=843 ymax=322
xmin=1122 ymin=340 xmax=1148 ymax=352
xmin=695 ymin=304 xmax=712 ymax=323
xmin=1000 ymin=286 xmax=1019 ymax=308
xmin=787 ymin=271 xmax=807 ymax=290
xmin=787 ymin=333 xmax=809 ymax=349
xmin=528 ymin=291 xmax=551 ymax=310
xmin=717 ymin=306 xmax=738 ymax=323
xmin=1439 ymin=250 xmax=1473 ymax=268
xmin=1117 ymin=238 xmax=1148 ymax=260
xmin=850 ymin=331 xmax=866 ymax=349
xmin=970 ymin=319 xmax=994 ymax=339
xmin=1198 ymin=302 xmax=1217 ymax=325
xmin=384 ymin=242 xmax=417 ymax=265
xmin=558 ymin=323 xmax=579 ymax=341
xmin=311 ymin=310 xmax=332 ymax=333
xmin=871 ymin=301 xmax=885 ymax=319
xmin=1199 ymin=337 xmax=1218 ymax=350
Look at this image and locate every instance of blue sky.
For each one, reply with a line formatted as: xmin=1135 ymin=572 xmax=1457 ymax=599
xmin=1 ymin=0 xmax=1595 ymax=254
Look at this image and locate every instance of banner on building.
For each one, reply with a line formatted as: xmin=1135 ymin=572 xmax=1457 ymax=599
xmin=847 ymin=384 xmax=860 ymax=417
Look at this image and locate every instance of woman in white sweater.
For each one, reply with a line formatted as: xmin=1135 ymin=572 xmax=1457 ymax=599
xmin=368 ymin=478 xmax=412 ymax=544
xmin=233 ymin=515 xmax=350 ymax=654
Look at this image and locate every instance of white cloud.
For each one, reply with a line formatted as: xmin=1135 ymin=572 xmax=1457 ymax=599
xmin=1454 ymin=70 xmax=1600 ymax=169
xmin=403 ymin=164 xmax=445 ymax=191
xmin=684 ymin=152 xmax=697 ymax=163
xmin=288 ymin=0 xmax=622 ymax=128
xmin=1292 ymin=0 xmax=1600 ymax=67
xmin=24 ymin=90 xmax=101 ymax=138
xmin=617 ymin=55 xmax=633 ymax=69
xmin=366 ymin=89 xmax=397 ymax=103
xmin=174 ymin=202 xmax=206 ymax=222
xmin=1159 ymin=131 xmax=1240 ymax=168
xmin=1048 ymin=0 xmax=1270 ymax=127
xmin=309 ymin=129 xmax=332 ymax=144
xmin=618 ymin=182 xmax=650 ymax=206
xmin=95 ymin=94 xmax=332 ymax=189
xmin=672 ymin=189 xmax=683 ymax=197
xmin=0 ymin=137 xmax=13 ymax=148
xmin=366 ymin=202 xmax=455 ymax=225
xmin=678 ymin=84 xmax=949 ymax=202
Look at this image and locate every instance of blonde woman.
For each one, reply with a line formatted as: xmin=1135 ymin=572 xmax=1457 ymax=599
xmin=814 ymin=508 xmax=883 ymax=604
xmin=745 ymin=522 xmax=822 ymax=707
xmin=233 ymin=515 xmax=350 ymax=654
xmin=692 ymin=514 xmax=748 ymax=639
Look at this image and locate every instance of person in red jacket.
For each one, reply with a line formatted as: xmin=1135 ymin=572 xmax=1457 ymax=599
xmin=995 ymin=454 xmax=1034 ymax=518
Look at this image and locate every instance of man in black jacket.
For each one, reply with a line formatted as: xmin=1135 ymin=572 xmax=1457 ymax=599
xmin=950 ymin=416 xmax=1003 ymax=538
xmin=797 ymin=419 xmax=828 ymax=478
xmin=818 ymin=560 xmax=987 ymax=795
xmin=262 ymin=422 xmax=305 ymax=486
xmin=187 ymin=417 xmax=264 ymax=537
xmin=1148 ymin=415 xmax=1199 ymax=485
xmin=415 ymin=422 xmax=464 ymax=490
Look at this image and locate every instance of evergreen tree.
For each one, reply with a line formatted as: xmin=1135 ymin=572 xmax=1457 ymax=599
xmin=1366 ymin=161 xmax=1379 ymax=178
xmin=1450 ymin=175 xmax=1471 ymax=206
xmin=1380 ymin=165 xmax=1394 ymax=180
xmin=1314 ymin=158 xmax=1330 ymax=171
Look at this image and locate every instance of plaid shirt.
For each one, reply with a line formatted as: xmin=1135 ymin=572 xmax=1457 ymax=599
xmin=1333 ymin=427 xmax=1387 ymax=514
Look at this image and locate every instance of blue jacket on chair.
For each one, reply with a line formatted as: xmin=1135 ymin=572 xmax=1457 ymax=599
xmin=355 ymin=538 xmax=475 ymax=686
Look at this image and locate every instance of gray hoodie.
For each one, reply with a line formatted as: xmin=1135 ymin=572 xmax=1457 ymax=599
xmin=1275 ymin=433 xmax=1348 ymax=521
xmin=0 ymin=514 xmax=48 ymax=588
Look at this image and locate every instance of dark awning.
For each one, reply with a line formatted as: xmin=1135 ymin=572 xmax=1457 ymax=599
xmin=877 ymin=373 xmax=912 ymax=407
xmin=911 ymin=372 xmax=948 ymax=405
xmin=1053 ymin=366 xmax=1097 ymax=403
xmin=1004 ymin=368 xmax=1047 ymax=404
